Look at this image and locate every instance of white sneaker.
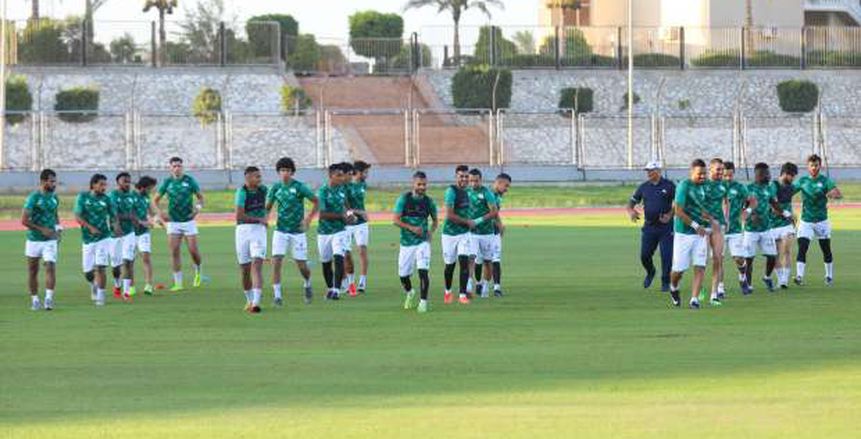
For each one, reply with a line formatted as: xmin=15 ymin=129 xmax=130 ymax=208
xmin=44 ymin=297 xmax=54 ymax=311
xmin=30 ymin=297 xmax=41 ymax=311
xmin=95 ymin=291 xmax=105 ymax=306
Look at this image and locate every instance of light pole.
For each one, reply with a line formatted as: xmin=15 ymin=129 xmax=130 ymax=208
xmin=626 ymin=0 xmax=633 ymax=169
xmin=0 ymin=0 xmax=7 ymax=170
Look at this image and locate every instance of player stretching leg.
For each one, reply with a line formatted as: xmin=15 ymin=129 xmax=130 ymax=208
xmin=770 ymin=163 xmax=799 ymax=289
xmin=704 ymin=158 xmax=727 ymax=305
xmin=669 ymin=159 xmax=712 ymax=309
xmin=344 ymin=161 xmax=371 ymax=296
xmin=153 ymin=157 xmax=204 ymax=292
xmin=317 ymin=164 xmax=349 ymax=300
xmin=109 ymin=172 xmax=139 ymax=300
xmin=795 ymin=154 xmax=842 ymax=286
xmin=133 ymin=176 xmax=158 ymax=295
xmin=466 ymin=169 xmax=499 ymax=299
xmin=743 ymin=163 xmax=780 ymax=293
xmin=441 ymin=165 xmax=476 ymax=305
xmin=75 ymin=174 xmax=120 ymax=307
xmin=235 ymin=167 xmax=269 ymax=313
xmin=267 ymin=157 xmax=319 ymax=306
xmin=394 ymin=171 xmax=439 ymax=313
xmin=22 ymin=169 xmax=60 ymax=310
xmin=722 ymin=162 xmax=752 ymax=294
xmin=489 ymin=173 xmax=511 ymax=297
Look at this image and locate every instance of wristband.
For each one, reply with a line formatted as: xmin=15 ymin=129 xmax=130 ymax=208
xmin=195 ymin=203 xmax=203 ymax=211
xmin=690 ymin=221 xmax=700 ymax=230
xmin=745 ymin=208 xmax=753 ymax=215
xmin=782 ymin=210 xmax=792 ymax=219
xmin=474 ymin=217 xmax=484 ymax=226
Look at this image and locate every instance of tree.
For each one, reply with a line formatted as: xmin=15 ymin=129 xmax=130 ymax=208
xmin=474 ymin=26 xmax=517 ymax=64
xmin=287 ymin=34 xmax=320 ymax=72
xmin=402 ymin=0 xmax=503 ymax=62
xmin=30 ymin=0 xmax=39 ymax=20
xmin=110 ymin=33 xmax=137 ymax=63
xmin=143 ymin=0 xmax=177 ymax=66
xmin=744 ymin=0 xmax=755 ymax=58
xmin=512 ymin=30 xmax=536 ymax=55
xmin=17 ymin=18 xmax=70 ymax=64
xmin=247 ymin=14 xmax=298 ymax=61
xmin=349 ymin=11 xmax=403 ymax=72
xmin=177 ymin=0 xmax=238 ymax=64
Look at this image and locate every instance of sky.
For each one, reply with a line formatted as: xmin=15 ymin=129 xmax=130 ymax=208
xmin=6 ymin=0 xmax=540 ymax=45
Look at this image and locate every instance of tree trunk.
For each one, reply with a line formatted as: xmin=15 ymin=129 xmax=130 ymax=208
xmin=745 ymin=0 xmax=755 ymax=57
xmin=453 ymin=17 xmax=461 ymax=63
xmin=31 ymin=0 xmax=39 ymax=20
xmin=159 ymin=9 xmax=167 ymax=66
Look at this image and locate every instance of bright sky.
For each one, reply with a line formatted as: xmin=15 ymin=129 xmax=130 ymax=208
xmin=7 ymin=0 xmax=540 ymax=45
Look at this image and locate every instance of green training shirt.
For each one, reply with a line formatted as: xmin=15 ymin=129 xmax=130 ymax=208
xmin=394 ymin=191 xmax=438 ymax=246
xmin=493 ymin=189 xmax=504 ymax=235
xmin=346 ymin=181 xmax=367 ymax=225
xmin=317 ymin=184 xmax=346 ymax=235
xmin=769 ymin=180 xmax=798 ymax=229
xmin=267 ymin=180 xmax=316 ymax=234
xmin=673 ymin=179 xmax=709 ymax=235
xmin=23 ymin=190 xmax=59 ymax=242
xmin=703 ymin=179 xmax=728 ymax=226
xmin=794 ymin=174 xmax=837 ymax=223
xmin=109 ymin=188 xmax=137 ymax=236
xmin=442 ymin=185 xmax=470 ymax=236
xmin=235 ymin=185 xmax=268 ymax=225
xmin=133 ymin=192 xmax=151 ymax=236
xmin=725 ymin=180 xmax=748 ymax=235
xmin=745 ymin=182 xmax=776 ymax=233
xmin=74 ymin=191 xmax=115 ymax=244
xmin=157 ymin=174 xmax=200 ymax=222
xmin=468 ymin=186 xmax=498 ymax=236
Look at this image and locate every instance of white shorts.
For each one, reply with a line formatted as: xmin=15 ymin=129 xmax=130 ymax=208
xmin=770 ymin=225 xmax=796 ymax=241
xmin=743 ymin=231 xmax=777 ymax=257
xmin=82 ymin=239 xmax=111 ymax=272
xmin=235 ymin=224 xmax=267 ymax=265
xmin=317 ymin=231 xmax=349 ymax=263
xmin=671 ymin=233 xmax=708 ymax=272
xmin=398 ymin=242 xmax=431 ymax=277
xmin=347 ymin=222 xmax=370 ymax=248
xmin=167 ymin=220 xmax=198 ymax=236
xmin=137 ymin=232 xmax=152 ymax=254
xmin=110 ymin=233 xmax=137 ymax=266
xmin=725 ymin=234 xmax=746 ymax=258
xmin=797 ymin=220 xmax=831 ymax=240
xmin=490 ymin=234 xmax=502 ymax=263
xmin=441 ymin=233 xmax=471 ymax=265
xmin=470 ymin=233 xmax=495 ymax=264
xmin=272 ymin=231 xmax=308 ymax=261
xmin=25 ymin=240 xmax=58 ymax=263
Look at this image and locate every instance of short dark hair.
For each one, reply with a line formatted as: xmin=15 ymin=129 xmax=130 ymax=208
xmin=116 ymin=172 xmax=131 ymax=182
xmin=276 ymin=157 xmax=296 ymax=173
xmin=354 ymin=161 xmax=371 ymax=172
xmin=455 ymin=165 xmax=469 ymax=173
xmin=709 ymin=158 xmax=724 ymax=166
xmin=691 ymin=159 xmax=706 ymax=168
xmin=39 ymin=169 xmax=56 ymax=181
xmin=90 ymin=173 xmax=107 ymax=188
xmin=136 ymin=176 xmax=157 ymax=190
xmin=169 ymin=157 xmax=183 ymax=165
xmin=328 ymin=163 xmax=341 ymax=174
xmin=754 ymin=162 xmax=769 ymax=172
xmin=496 ymin=173 xmax=512 ymax=182
xmin=413 ymin=171 xmax=427 ymax=179
xmin=244 ymin=166 xmax=260 ymax=175
xmin=468 ymin=168 xmax=482 ymax=178
xmin=724 ymin=161 xmax=735 ymax=171
xmin=807 ymin=154 xmax=822 ymax=164
xmin=781 ymin=162 xmax=799 ymax=176
xmin=340 ymin=162 xmax=354 ymax=173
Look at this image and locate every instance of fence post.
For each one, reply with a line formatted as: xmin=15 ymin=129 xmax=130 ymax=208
xmin=800 ymin=26 xmax=807 ymax=70
xmin=679 ymin=27 xmax=685 ymax=70
xmin=570 ymin=110 xmax=577 ymax=165
xmin=740 ymin=27 xmax=746 ymax=70
xmin=273 ymin=23 xmax=282 ymax=67
xmin=412 ymin=32 xmax=420 ymax=72
xmin=81 ymin=20 xmax=88 ymax=66
xmin=219 ymin=21 xmax=227 ymax=66
xmin=555 ymin=26 xmax=561 ymax=70
xmin=488 ymin=110 xmax=495 ymax=166
xmin=443 ymin=45 xmax=449 ymax=67
xmin=617 ymin=27 xmax=624 ymax=70
xmin=150 ymin=21 xmax=157 ymax=68
xmin=489 ymin=26 xmax=496 ymax=66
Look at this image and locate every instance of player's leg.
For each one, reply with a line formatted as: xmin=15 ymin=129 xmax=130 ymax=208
xmin=82 ymin=243 xmax=97 ymax=303
xmin=110 ymin=238 xmax=123 ymax=298
xmin=44 ymin=260 xmax=56 ymax=310
xmin=668 ymin=234 xmax=691 ymax=307
xmin=291 ymin=233 xmax=313 ymax=303
xmin=236 ymin=225 xmax=253 ymax=310
xmin=331 ymin=232 xmax=347 ymax=299
xmin=271 ymin=231 xmax=288 ymax=305
xmin=398 ymin=245 xmax=417 ymax=309
xmin=761 ymin=234 xmax=777 ymax=292
xmin=343 ymin=249 xmax=355 ymax=293
xmin=458 ymin=235 xmax=471 ymax=304
xmin=690 ymin=235 xmax=709 ymax=308
xmin=240 ymin=263 xmax=253 ymax=310
xmin=491 ymin=234 xmax=503 ymax=296
xmin=658 ymin=227 xmax=673 ymax=292
xmin=122 ymin=234 xmax=136 ymax=298
xmin=355 ymin=223 xmax=369 ymax=293
xmin=709 ymin=229 xmax=725 ymax=302
xmin=783 ymin=233 xmax=796 ymax=287
xmin=185 ymin=224 xmax=203 ymax=287
xmin=819 ymin=237 xmax=834 ymax=285
xmin=250 ymin=256 xmax=264 ymax=313
xmin=94 ymin=240 xmax=110 ymax=306
xmin=138 ymin=233 xmax=154 ymax=295
xmin=27 ymin=256 xmax=41 ymax=310
xmin=318 ymin=234 xmax=336 ymax=300
xmin=442 ymin=234 xmax=457 ymax=303
xmin=795 ymin=221 xmax=813 ymax=284
xmin=640 ymin=228 xmax=660 ymax=289
xmin=168 ymin=230 xmax=184 ymax=291
xmin=417 ymin=242 xmax=431 ymax=313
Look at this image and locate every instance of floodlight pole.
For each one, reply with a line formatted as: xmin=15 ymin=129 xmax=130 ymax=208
xmin=626 ymin=0 xmax=634 ymax=169
xmin=0 ymin=0 xmax=7 ymax=170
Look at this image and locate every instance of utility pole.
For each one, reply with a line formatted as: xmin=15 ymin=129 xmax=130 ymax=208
xmin=626 ymin=0 xmax=633 ymax=169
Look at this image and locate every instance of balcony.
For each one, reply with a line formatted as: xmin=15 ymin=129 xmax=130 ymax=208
xmin=806 ymin=0 xmax=861 ymax=25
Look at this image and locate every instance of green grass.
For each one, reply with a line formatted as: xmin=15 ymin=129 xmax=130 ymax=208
xmin=1 ymin=212 xmax=860 ymax=438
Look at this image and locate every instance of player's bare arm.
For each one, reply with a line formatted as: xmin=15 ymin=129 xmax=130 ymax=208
xmin=21 ymin=209 xmax=56 ymax=239
xmin=626 ymin=199 xmax=641 ymax=222
xmin=675 ymin=203 xmax=706 ymax=237
xmin=236 ymin=205 xmax=267 ymax=226
xmin=445 ymin=207 xmax=475 ymax=228
xmin=304 ymin=197 xmax=320 ymax=231
xmin=827 ymin=187 xmax=843 ymax=199
xmin=393 ymin=213 xmax=423 ymax=237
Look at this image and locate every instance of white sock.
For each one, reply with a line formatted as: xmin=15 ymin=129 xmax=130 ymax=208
xmin=459 ymin=293 xmax=467 ymax=298
xmin=690 ymin=297 xmax=700 ymax=305
xmin=717 ymin=282 xmax=725 ymax=293
xmin=466 ymin=278 xmax=474 ymax=292
xmin=303 ymin=277 xmax=312 ymax=288
xmin=783 ymin=268 xmax=791 ymax=284
xmin=419 ymin=299 xmax=427 ymax=306
xmin=122 ymin=279 xmax=132 ymax=294
xmin=244 ymin=290 xmax=252 ymax=304
xmin=406 ymin=288 xmax=415 ymax=296
xmin=710 ymin=292 xmax=718 ymax=300
xmin=252 ymin=289 xmax=262 ymax=306
xmin=194 ymin=264 xmax=201 ymax=275
xmin=445 ymin=289 xmax=452 ymax=295
xmin=31 ymin=295 xmax=40 ymax=304
xmin=45 ymin=289 xmax=54 ymax=300
xmin=358 ymin=275 xmax=366 ymax=287
xmin=173 ymin=271 xmax=183 ymax=285
xmin=796 ymin=262 xmax=806 ymax=279
xmin=96 ymin=289 xmax=105 ymax=303
xmin=825 ymin=263 xmax=834 ymax=279
xmin=347 ymin=274 xmax=355 ymax=285
xmin=494 ymin=283 xmax=501 ymax=291
xmin=113 ymin=278 xmax=120 ymax=288
xmin=273 ymin=284 xmax=282 ymax=299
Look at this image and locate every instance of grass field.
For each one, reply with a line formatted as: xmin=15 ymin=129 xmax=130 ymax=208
xmin=1 ymin=211 xmax=860 ymax=438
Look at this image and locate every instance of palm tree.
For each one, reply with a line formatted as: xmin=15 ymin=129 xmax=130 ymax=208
xmin=30 ymin=0 xmax=39 ymax=20
xmin=744 ymin=0 xmax=754 ymax=58
xmin=143 ymin=0 xmax=177 ymax=66
xmin=403 ymin=0 xmax=503 ymax=62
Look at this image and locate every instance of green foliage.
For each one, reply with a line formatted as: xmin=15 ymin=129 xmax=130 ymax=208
xmin=558 ymin=87 xmax=594 ymax=115
xmin=247 ymin=14 xmax=297 ymax=60
xmin=746 ymin=51 xmax=801 ymax=67
xmin=348 ymin=11 xmax=404 ymax=59
xmin=620 ymin=92 xmax=641 ymax=111
xmin=539 ymin=29 xmax=592 ymax=59
xmin=632 ymin=53 xmax=680 ymax=67
xmin=777 ymin=80 xmax=819 ymax=113
xmin=474 ymin=26 xmax=518 ymax=64
xmin=677 ymin=99 xmax=691 ymax=111
xmin=287 ymin=34 xmax=321 ymax=72
xmin=388 ymin=43 xmax=433 ymax=71
xmin=280 ymin=85 xmax=312 ymax=114
xmin=192 ymin=87 xmax=222 ymax=126
xmin=109 ymin=33 xmax=138 ymax=63
xmin=319 ymin=45 xmax=348 ymax=74
xmin=451 ymin=65 xmax=512 ymax=111
xmin=690 ymin=51 xmax=740 ymax=67
xmin=807 ymin=50 xmax=861 ymax=67
xmin=54 ymin=87 xmax=99 ymax=123
xmin=17 ymin=19 xmax=70 ymax=64
xmin=4 ymin=75 xmax=33 ymax=126
xmin=691 ymin=50 xmax=801 ymax=68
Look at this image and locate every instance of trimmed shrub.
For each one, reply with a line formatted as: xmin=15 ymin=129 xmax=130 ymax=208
xmin=5 ymin=75 xmax=33 ymax=126
xmin=620 ymin=92 xmax=641 ymax=111
xmin=318 ymin=45 xmax=348 ymax=74
xmin=807 ymin=50 xmax=861 ymax=67
xmin=248 ymin=14 xmax=298 ymax=60
xmin=539 ymin=29 xmax=592 ymax=59
xmin=281 ymin=85 xmax=312 ymax=113
xmin=558 ymin=87 xmax=594 ymax=115
xmin=192 ymin=87 xmax=222 ymax=126
xmin=632 ymin=53 xmax=680 ymax=67
xmin=54 ymin=87 xmax=99 ymax=123
xmin=348 ymin=10 xmax=403 ymax=60
xmin=691 ymin=51 xmax=740 ymax=67
xmin=691 ymin=50 xmax=802 ymax=68
xmin=747 ymin=51 xmax=800 ymax=67
xmin=17 ymin=19 xmax=71 ymax=64
xmin=777 ymin=80 xmax=818 ymax=113
xmin=451 ymin=65 xmax=512 ymax=111
xmin=286 ymin=34 xmax=320 ymax=73
xmin=474 ymin=26 xmax=518 ymax=64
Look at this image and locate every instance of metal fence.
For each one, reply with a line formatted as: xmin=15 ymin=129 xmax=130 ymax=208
xmin=1 ymin=109 xmax=855 ymax=171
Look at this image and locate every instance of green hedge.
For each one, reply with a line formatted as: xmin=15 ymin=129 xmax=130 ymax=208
xmin=806 ymin=50 xmax=861 ymax=67
xmin=5 ymin=75 xmax=33 ymax=126
xmin=286 ymin=34 xmax=321 ymax=72
xmin=280 ymin=85 xmax=312 ymax=113
xmin=192 ymin=87 xmax=222 ymax=126
xmin=632 ymin=53 xmax=680 ymax=67
xmin=777 ymin=80 xmax=818 ymax=113
xmin=54 ymin=87 xmax=99 ymax=123
xmin=691 ymin=50 xmax=802 ymax=68
xmin=558 ymin=87 xmax=593 ymax=115
xmin=451 ymin=65 xmax=512 ymax=111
